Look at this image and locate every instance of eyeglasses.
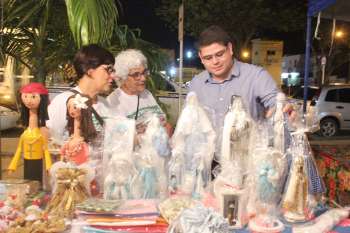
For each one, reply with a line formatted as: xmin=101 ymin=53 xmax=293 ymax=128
xmin=104 ymin=65 xmax=116 ymax=75
xmin=201 ymin=47 xmax=228 ymax=62
xmin=128 ymin=69 xmax=150 ymax=79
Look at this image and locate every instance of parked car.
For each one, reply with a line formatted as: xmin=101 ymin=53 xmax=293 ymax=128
xmin=292 ymin=84 xmax=350 ymax=137
xmin=314 ymin=85 xmax=350 ymax=137
xmin=155 ymin=78 xmax=188 ymax=125
xmin=0 ymin=105 xmax=19 ymax=131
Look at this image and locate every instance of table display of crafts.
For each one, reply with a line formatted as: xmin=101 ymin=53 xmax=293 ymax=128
xmin=2 ymin=86 xmax=350 ymax=233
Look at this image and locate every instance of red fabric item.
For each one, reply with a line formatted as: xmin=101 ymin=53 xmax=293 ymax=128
xmin=20 ymin=82 xmax=48 ymax=95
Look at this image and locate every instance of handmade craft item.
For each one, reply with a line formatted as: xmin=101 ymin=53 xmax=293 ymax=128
xmin=135 ymin=115 xmax=170 ymax=199
xmin=169 ymin=92 xmax=216 ymax=198
xmin=272 ymin=92 xmax=289 ymax=153
xmin=213 ymin=95 xmax=252 ymax=228
xmin=158 ymin=196 xmax=196 ymax=224
xmin=60 ymin=94 xmax=96 ymax=165
xmin=282 ymin=155 xmax=308 ymax=222
xmin=103 ymin=152 xmax=138 ymax=200
xmin=8 ymin=83 xmax=52 ymax=183
xmin=167 ymin=204 xmax=230 ymax=233
xmin=46 ymin=166 xmax=90 ymax=218
xmin=293 ymin=208 xmax=349 ymax=233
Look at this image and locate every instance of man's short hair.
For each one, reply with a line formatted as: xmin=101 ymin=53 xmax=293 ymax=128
xmin=73 ymin=44 xmax=115 ymax=80
xmin=197 ymin=25 xmax=232 ymax=48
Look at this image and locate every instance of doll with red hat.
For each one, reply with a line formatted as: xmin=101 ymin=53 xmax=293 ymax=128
xmin=8 ymin=82 xmax=52 ymax=183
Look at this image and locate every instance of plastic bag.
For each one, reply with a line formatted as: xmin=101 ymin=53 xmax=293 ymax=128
xmin=169 ymin=92 xmax=216 ymax=199
xmin=134 ymin=115 xmax=171 ymax=199
xmin=103 ymin=116 xmax=136 ymax=199
xmin=167 ymin=204 xmax=230 ymax=233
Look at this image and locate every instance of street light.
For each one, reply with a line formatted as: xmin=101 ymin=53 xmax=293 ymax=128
xmin=241 ymin=50 xmax=250 ymax=59
xmin=335 ymin=30 xmax=344 ymax=39
xmin=186 ymin=50 xmax=193 ymax=59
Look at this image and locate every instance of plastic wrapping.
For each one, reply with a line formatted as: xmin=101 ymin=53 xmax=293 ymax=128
xmin=281 ymin=134 xmax=310 ymax=223
xmin=134 ymin=115 xmax=171 ymax=199
xmin=103 ymin=151 xmax=139 ymax=200
xmin=47 ymin=164 xmax=93 ymax=218
xmin=158 ymin=196 xmax=197 ymax=224
xmin=241 ymin=121 xmax=287 ymax=232
xmin=103 ymin=116 xmax=136 ymax=199
xmin=247 ymin=147 xmax=286 ymax=233
xmin=49 ymin=161 xmax=95 ymax=195
xmin=169 ymin=92 xmax=216 ymax=199
xmin=292 ymin=208 xmax=349 ymax=233
xmin=289 ymin=99 xmax=320 ymax=133
xmin=167 ymin=204 xmax=230 ymax=233
xmin=272 ymin=92 xmax=291 ymax=154
xmin=281 ymin=132 xmax=325 ymax=223
xmin=212 ymin=95 xmax=252 ymax=228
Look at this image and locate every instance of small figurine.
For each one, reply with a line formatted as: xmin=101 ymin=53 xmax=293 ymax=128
xmin=282 ymin=156 xmax=308 ymax=222
xmin=227 ymin=201 xmax=237 ymax=226
xmin=8 ymin=83 xmax=52 ymax=183
xmin=60 ymin=94 xmax=96 ymax=165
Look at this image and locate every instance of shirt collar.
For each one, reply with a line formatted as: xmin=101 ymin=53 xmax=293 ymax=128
xmin=205 ymin=59 xmax=240 ymax=83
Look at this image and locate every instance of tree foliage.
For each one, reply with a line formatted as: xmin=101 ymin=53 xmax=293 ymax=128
xmin=156 ymin=0 xmax=306 ymax=54
xmin=1 ymin=0 xmax=78 ymax=83
xmin=1 ymin=0 xmax=169 ymax=84
xmin=65 ymin=0 xmax=118 ymax=48
xmin=312 ymin=20 xmax=350 ymax=85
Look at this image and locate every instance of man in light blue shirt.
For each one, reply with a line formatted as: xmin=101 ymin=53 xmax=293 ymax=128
xmin=189 ymin=25 xmax=287 ymax=171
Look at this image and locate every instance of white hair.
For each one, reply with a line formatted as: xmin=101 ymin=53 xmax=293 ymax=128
xmin=114 ymin=49 xmax=148 ymax=81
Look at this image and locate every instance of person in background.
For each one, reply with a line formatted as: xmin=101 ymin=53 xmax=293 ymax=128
xmin=47 ymin=44 xmax=115 ymax=143
xmin=107 ymin=49 xmax=173 ymax=136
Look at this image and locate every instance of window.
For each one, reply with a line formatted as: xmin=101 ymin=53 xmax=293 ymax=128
xmin=325 ymin=89 xmax=337 ymax=102
xmin=267 ymin=50 xmax=276 ymax=56
xmin=338 ymin=88 xmax=350 ymax=103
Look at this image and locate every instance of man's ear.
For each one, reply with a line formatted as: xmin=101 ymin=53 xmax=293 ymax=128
xmin=86 ymin=68 xmax=94 ymax=78
xmin=198 ymin=51 xmax=204 ymax=63
xmin=228 ymin=42 xmax=234 ymax=56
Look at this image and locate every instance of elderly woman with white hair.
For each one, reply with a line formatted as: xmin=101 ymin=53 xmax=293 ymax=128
xmin=107 ymin=49 xmax=172 ymax=136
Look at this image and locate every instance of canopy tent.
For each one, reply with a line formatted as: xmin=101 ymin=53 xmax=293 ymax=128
xmin=303 ymin=0 xmax=350 ymax=112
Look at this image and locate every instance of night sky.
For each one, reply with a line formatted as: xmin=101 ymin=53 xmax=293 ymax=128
xmin=119 ymin=0 xmax=306 ymax=59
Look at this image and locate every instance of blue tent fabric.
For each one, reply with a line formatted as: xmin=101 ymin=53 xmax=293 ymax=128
xmin=308 ymin=0 xmax=336 ymax=16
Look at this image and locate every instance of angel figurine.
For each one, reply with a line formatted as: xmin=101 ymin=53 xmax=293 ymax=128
xmin=8 ymin=83 xmax=52 ymax=183
xmin=60 ymin=94 xmax=96 ymax=165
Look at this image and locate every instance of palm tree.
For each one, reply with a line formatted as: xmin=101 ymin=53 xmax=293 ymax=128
xmin=1 ymin=0 xmax=119 ymax=83
xmin=1 ymin=0 xmax=169 ymax=85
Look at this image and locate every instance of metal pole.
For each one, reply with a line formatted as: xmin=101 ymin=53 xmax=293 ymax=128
xmin=178 ymin=3 xmax=184 ymax=113
xmin=0 ymin=0 xmax=3 ymax=179
xmin=303 ymin=16 xmax=312 ymax=114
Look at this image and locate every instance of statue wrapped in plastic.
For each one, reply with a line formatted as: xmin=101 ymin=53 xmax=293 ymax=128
xmin=169 ymin=92 xmax=216 ymax=199
xmin=282 ymin=155 xmax=308 ymax=222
